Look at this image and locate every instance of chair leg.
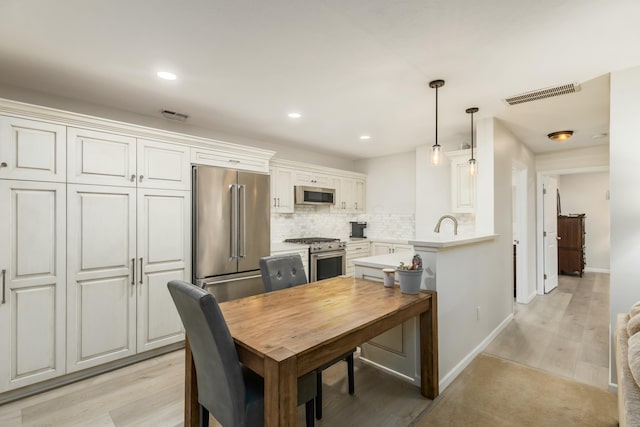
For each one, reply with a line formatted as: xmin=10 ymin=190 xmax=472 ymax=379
xmin=199 ymin=405 xmax=209 ymax=427
xmin=347 ymin=353 xmax=355 ymax=395
xmin=315 ymin=370 xmax=323 ymax=420
xmin=305 ymin=399 xmax=315 ymax=427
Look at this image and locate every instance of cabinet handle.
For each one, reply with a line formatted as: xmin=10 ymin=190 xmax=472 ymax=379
xmin=1 ymin=269 xmax=5 ymax=304
xmin=139 ymin=258 xmax=143 ymax=284
xmin=355 ymin=202 xmax=358 ymax=209
xmin=139 ymin=175 xmax=144 ymax=183
xmin=131 ymin=258 xmax=135 ymax=286
xmin=273 ymin=198 xmax=276 ymax=208
xmin=0 ymin=161 xmax=7 ymax=168
xmin=277 ymin=197 xmax=280 ymax=207
xmin=130 ymin=174 xmax=136 ymax=182
xmin=228 ymin=159 xmax=240 ymax=164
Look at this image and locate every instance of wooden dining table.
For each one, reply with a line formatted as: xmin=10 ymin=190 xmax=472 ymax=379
xmin=183 ymin=276 xmax=438 ymax=426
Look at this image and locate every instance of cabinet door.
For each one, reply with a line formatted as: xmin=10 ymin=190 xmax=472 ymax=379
xmin=341 ymin=178 xmax=355 ymax=212
xmin=67 ymin=128 xmax=136 ymax=187
xmin=329 ymin=177 xmax=345 ymax=212
xmin=451 ymin=156 xmax=475 ymax=213
xmin=394 ymin=244 xmax=414 ymax=254
xmin=137 ymin=189 xmax=190 ymax=352
xmin=66 ymin=184 xmax=137 ymax=372
xmin=137 ymin=139 xmax=190 ymax=190
xmin=371 ymin=242 xmax=393 ymax=256
xmin=0 ymin=116 xmax=66 ymax=182
xmin=294 ymin=171 xmax=329 ymax=187
xmin=271 ymin=167 xmax=294 ymax=213
xmin=353 ymin=179 xmax=366 ymax=213
xmin=0 ymin=181 xmax=66 ymax=391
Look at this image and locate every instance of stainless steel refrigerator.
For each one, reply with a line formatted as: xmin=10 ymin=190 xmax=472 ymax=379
xmin=193 ymin=165 xmax=270 ymax=302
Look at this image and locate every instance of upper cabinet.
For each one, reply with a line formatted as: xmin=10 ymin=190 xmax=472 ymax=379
xmin=0 ymin=116 xmax=67 ymax=182
xmin=271 ymin=159 xmax=367 ymax=215
xmin=191 ymin=145 xmax=270 ymax=173
xmin=270 ymin=166 xmax=295 ymax=213
xmin=447 ymin=150 xmax=476 ymax=213
xmin=294 ymin=171 xmax=330 ymax=187
xmin=137 ymin=139 xmax=190 ymax=190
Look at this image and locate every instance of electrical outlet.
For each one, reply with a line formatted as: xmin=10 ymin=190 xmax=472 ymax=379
xmin=476 ymin=306 xmax=481 ymax=320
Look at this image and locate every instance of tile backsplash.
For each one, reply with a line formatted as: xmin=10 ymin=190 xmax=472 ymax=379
xmin=271 ymin=205 xmax=416 ymax=242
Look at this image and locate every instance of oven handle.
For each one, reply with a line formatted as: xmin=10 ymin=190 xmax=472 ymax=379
xmin=311 ymin=250 xmax=346 ymax=261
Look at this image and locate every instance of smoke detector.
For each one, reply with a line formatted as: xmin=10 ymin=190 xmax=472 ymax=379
xmin=504 ymin=83 xmax=580 ymax=106
xmin=161 ymin=109 xmax=189 ymax=122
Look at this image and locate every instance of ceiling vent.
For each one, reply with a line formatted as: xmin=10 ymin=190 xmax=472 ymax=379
xmin=504 ymin=83 xmax=580 ymax=106
xmin=161 ymin=109 xmax=189 ymax=122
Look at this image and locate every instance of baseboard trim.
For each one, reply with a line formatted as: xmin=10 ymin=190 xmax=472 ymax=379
xmin=526 ymin=290 xmax=537 ymax=304
xmin=585 ymin=267 xmax=610 ymax=273
xmin=608 ymin=382 xmax=618 ymax=394
xmin=0 ymin=342 xmax=184 ymax=405
xmin=358 ymin=356 xmax=418 ymax=386
xmin=439 ymin=313 xmax=514 ymax=392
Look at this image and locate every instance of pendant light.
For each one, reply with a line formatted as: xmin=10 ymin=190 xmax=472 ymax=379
xmin=429 ymin=80 xmax=445 ymax=165
xmin=466 ymin=107 xmax=478 ymax=176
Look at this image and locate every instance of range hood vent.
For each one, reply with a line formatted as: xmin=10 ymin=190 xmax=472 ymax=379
xmin=161 ymin=109 xmax=189 ymax=122
xmin=504 ymin=83 xmax=580 ymax=106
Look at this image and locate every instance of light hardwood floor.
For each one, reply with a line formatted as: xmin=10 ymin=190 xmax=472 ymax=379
xmin=0 ymin=272 xmax=610 ymax=426
xmin=485 ymin=272 xmax=610 ymax=388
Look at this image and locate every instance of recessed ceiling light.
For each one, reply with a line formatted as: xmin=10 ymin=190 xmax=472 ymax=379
xmin=359 ymin=135 xmax=371 ymax=140
xmin=288 ymin=112 xmax=302 ymax=119
xmin=157 ymin=71 xmax=177 ymax=80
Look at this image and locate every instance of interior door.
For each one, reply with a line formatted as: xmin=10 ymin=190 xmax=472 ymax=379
xmin=237 ymin=171 xmax=270 ymax=273
xmin=543 ymin=176 xmax=559 ymax=293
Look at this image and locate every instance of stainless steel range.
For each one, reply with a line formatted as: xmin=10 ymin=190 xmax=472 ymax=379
xmin=284 ymin=237 xmax=346 ymax=282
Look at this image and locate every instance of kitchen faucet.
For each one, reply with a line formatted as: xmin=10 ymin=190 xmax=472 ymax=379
xmin=434 ymin=215 xmax=458 ymax=235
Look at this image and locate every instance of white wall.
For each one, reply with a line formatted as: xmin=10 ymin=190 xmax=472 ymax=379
xmin=414 ymin=145 xmax=450 ymax=237
xmin=0 ymin=83 xmax=356 ymax=171
xmin=536 ymin=145 xmax=609 ymax=172
xmin=609 ymin=65 xmax=640 ymax=385
xmin=355 ymin=151 xmax=416 ymax=215
xmin=558 ymin=172 xmax=610 ymax=271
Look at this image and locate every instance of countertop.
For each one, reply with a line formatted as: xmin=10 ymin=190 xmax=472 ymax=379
xmin=409 ymin=233 xmax=497 ymax=248
xmin=352 ymin=252 xmax=414 ymax=269
xmin=270 ymin=242 xmax=310 ymax=252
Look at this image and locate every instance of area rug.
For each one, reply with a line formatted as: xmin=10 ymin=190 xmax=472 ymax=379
xmin=414 ymin=353 xmax=617 ymax=427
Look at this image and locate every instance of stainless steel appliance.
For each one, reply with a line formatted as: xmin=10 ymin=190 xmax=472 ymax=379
xmin=284 ymin=237 xmax=346 ymax=282
xmin=193 ymin=165 xmax=270 ymax=302
xmin=350 ymin=221 xmax=367 ymax=238
xmin=294 ymin=186 xmax=336 ymax=206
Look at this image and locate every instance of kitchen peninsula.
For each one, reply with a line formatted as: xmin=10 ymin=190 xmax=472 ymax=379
xmin=353 ymin=232 xmax=501 ymax=391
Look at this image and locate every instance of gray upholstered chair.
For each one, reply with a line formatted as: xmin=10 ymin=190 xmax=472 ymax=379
xmin=167 ymin=280 xmax=316 ymax=427
xmin=259 ymin=254 xmax=355 ymax=420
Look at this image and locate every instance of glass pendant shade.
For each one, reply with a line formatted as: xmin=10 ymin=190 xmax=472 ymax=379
xmin=465 ymin=107 xmax=479 ymax=176
xmin=429 ymin=80 xmax=445 ymax=166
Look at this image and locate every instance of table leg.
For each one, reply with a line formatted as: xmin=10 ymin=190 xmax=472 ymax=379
xmin=420 ymin=291 xmax=439 ymax=399
xmin=185 ymin=338 xmax=200 ymax=427
xmin=264 ymin=348 xmax=298 ymax=426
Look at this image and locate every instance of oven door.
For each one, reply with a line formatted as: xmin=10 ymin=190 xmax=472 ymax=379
xmin=310 ymin=250 xmax=346 ymax=282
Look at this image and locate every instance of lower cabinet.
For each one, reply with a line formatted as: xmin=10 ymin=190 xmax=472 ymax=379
xmin=345 ymin=241 xmax=370 ymax=276
xmin=0 ymin=180 xmax=67 ymax=392
xmin=66 ymin=184 xmax=189 ymax=372
xmin=370 ymin=242 xmax=413 ymax=256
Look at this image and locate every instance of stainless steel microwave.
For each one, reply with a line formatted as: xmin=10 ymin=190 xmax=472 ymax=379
xmin=294 ymin=186 xmax=335 ymax=205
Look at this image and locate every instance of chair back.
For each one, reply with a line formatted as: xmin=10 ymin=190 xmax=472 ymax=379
xmin=167 ymin=280 xmax=245 ymax=427
xmin=260 ymin=254 xmax=308 ymax=292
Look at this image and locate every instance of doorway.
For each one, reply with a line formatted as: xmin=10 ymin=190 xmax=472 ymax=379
xmin=512 ymin=163 xmax=529 ymax=303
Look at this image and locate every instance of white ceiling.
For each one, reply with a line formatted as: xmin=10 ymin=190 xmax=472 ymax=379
xmin=0 ymin=0 xmax=638 ymax=160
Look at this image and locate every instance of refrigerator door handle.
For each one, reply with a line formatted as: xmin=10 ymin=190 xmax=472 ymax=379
xmin=230 ymin=183 xmax=238 ymax=260
xmin=238 ymin=184 xmax=246 ymax=259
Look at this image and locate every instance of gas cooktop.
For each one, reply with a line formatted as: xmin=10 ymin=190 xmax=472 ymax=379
xmin=284 ymin=237 xmax=346 ymax=253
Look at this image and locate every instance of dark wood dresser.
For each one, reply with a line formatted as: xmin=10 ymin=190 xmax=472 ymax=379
xmin=557 ymin=214 xmax=586 ymax=277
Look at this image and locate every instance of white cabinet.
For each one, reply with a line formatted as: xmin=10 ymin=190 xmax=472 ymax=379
xmin=68 ymin=129 xmax=191 ymax=190
xmin=0 ymin=116 xmax=66 ymax=182
xmin=270 ymin=166 xmax=294 ymax=213
xmin=0 ymin=180 xmax=66 ymax=391
xmin=66 ymin=185 xmax=190 ymax=372
xmin=345 ymin=241 xmax=370 ymax=277
xmin=270 ymin=247 xmax=309 ymax=282
xmin=67 ymin=128 xmax=137 ymax=187
xmin=136 ymin=189 xmax=190 ymax=352
xmin=294 ymin=171 xmax=329 ymax=187
xmin=137 ymin=139 xmax=190 ymax=190
xmin=448 ymin=150 xmax=475 ymax=213
xmin=66 ymin=184 xmax=137 ymax=372
xmin=370 ymin=242 xmax=413 ymax=256
xmin=330 ymin=177 xmax=366 ymax=213
xmin=191 ymin=146 xmax=270 ymax=173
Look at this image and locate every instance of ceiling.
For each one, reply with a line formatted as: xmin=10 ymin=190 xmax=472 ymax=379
xmin=0 ymin=0 xmax=638 ymax=160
